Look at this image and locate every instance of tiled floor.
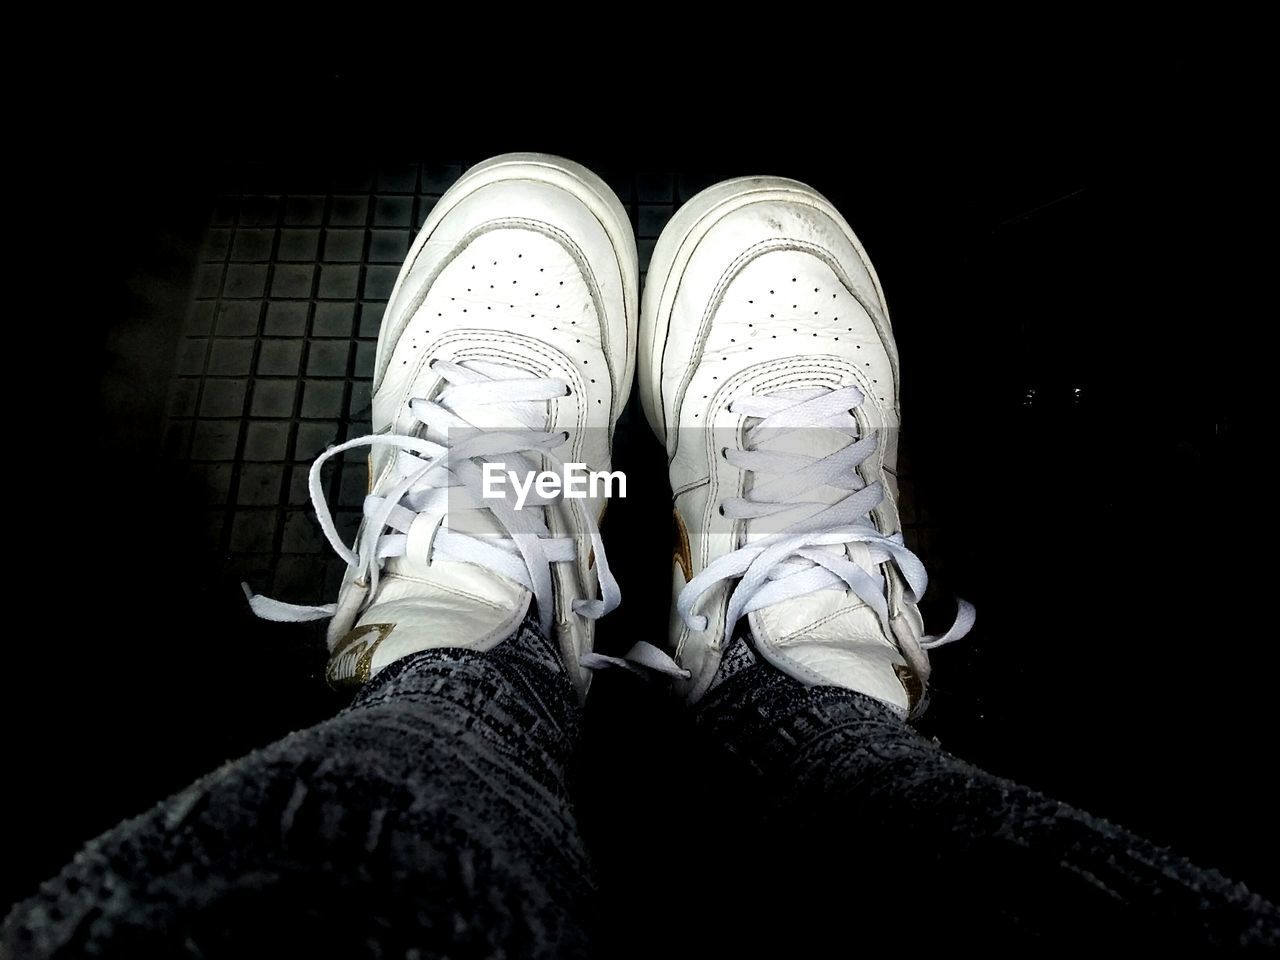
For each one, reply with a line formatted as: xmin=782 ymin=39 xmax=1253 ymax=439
xmin=168 ymin=167 xmax=460 ymax=604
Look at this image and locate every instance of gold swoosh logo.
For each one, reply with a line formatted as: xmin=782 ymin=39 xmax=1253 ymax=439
xmin=893 ymin=663 xmax=923 ymax=713
xmin=673 ymin=509 xmax=693 ymax=581
xmin=326 ymin=622 xmax=395 ymax=688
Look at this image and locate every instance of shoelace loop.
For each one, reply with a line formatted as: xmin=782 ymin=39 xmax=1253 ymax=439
xmin=245 ymin=358 xmax=620 ymax=637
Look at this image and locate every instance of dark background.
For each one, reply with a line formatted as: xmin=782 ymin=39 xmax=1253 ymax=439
xmin=7 ymin=64 xmax=1272 ymax=944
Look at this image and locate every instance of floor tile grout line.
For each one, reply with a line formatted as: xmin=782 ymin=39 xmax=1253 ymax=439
xmin=267 ymin=187 xmax=339 ymax=592
xmin=181 ymin=196 xmax=240 ymax=461
xmin=219 ymin=192 xmax=289 ymax=557
xmin=326 ymin=175 xmax=381 ymax=527
xmin=319 ymin=181 xmax=358 ymax=574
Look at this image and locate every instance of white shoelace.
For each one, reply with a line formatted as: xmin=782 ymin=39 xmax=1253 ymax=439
xmin=676 ymin=385 xmax=974 ymax=649
xmin=245 ymin=358 xmax=620 ymax=638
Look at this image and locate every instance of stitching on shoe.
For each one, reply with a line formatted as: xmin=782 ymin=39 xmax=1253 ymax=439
xmin=379 ymin=217 xmax=618 ymax=397
xmin=670 ymin=237 xmax=889 ymax=450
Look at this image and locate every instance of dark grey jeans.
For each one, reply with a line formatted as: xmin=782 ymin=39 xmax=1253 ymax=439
xmin=4 ymin=617 xmax=1277 ymax=957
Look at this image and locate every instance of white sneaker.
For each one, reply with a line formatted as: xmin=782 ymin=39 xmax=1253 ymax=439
xmin=249 ymin=154 xmax=637 ymax=696
xmin=638 ymin=176 xmax=972 ymax=715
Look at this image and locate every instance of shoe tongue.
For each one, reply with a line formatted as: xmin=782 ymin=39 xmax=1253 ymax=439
xmin=742 ymin=420 xmax=912 ymax=710
xmin=742 ymin=422 xmax=850 ymax=541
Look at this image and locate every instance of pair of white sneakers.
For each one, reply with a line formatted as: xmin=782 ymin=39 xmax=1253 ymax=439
xmin=248 ymin=154 xmax=973 ymax=717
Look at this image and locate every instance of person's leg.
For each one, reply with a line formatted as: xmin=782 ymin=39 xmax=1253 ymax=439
xmin=5 ymin=154 xmax=644 ymax=959
xmin=633 ymin=173 xmax=1278 ymax=949
xmin=2 ymin=616 xmax=592 ymax=959
xmin=693 ymin=637 xmax=1279 ymax=950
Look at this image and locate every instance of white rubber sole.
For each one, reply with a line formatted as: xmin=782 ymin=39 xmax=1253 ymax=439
xmin=638 ymin=176 xmax=891 ymax=448
xmin=386 ymin=152 xmax=639 ymax=429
